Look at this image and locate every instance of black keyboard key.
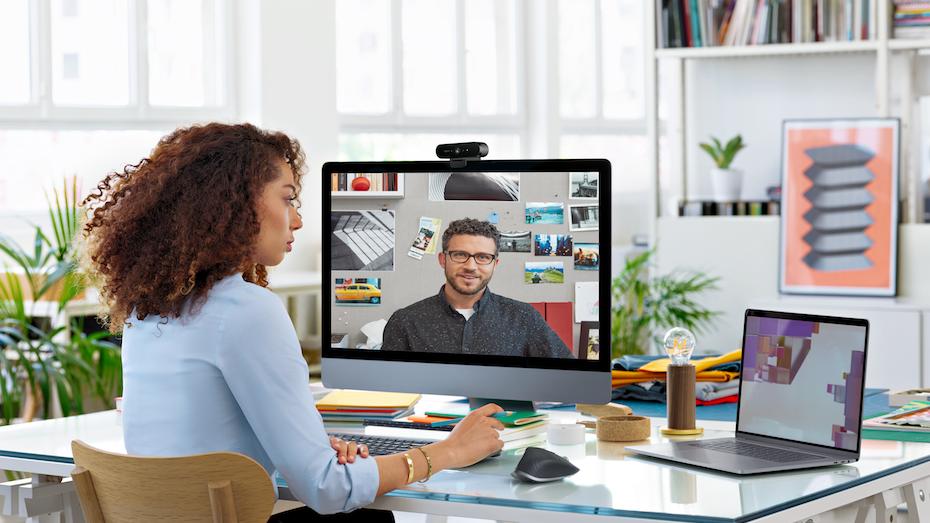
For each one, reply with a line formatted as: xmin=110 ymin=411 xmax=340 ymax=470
xmin=688 ymin=440 xmax=823 ymax=463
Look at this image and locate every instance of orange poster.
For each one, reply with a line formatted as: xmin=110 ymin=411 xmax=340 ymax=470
xmin=779 ymin=119 xmax=899 ymax=296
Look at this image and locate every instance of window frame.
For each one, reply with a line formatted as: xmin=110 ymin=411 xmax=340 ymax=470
xmin=338 ymin=0 xmax=648 ymax=162
xmin=337 ymin=0 xmax=528 ymax=151
xmin=0 ymin=0 xmax=237 ymax=129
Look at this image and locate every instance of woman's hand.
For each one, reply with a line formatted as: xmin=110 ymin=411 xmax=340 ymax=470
xmin=439 ymin=403 xmax=505 ymax=468
xmin=330 ymin=436 xmax=369 ymax=464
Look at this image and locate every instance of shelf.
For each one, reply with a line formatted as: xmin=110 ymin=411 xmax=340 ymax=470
xmin=654 ymin=40 xmax=879 ymax=60
xmin=331 ymin=191 xmax=404 ymax=199
xmin=889 ymin=39 xmax=930 ymax=51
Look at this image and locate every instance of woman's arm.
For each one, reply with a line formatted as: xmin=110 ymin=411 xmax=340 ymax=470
xmin=375 ymin=403 xmax=505 ymax=494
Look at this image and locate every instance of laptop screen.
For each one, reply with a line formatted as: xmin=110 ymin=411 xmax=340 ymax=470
xmin=736 ymin=310 xmax=868 ymax=452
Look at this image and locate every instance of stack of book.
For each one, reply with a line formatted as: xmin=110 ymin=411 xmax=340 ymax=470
xmin=659 ymin=0 xmax=876 ymax=49
xmin=893 ymin=1 xmax=930 ymax=39
xmin=863 ymin=400 xmax=930 ymax=433
xmin=315 ymin=390 xmax=420 ymax=424
xmin=678 ymin=200 xmax=780 ymax=216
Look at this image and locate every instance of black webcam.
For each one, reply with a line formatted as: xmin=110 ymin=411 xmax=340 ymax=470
xmin=436 ymin=142 xmax=489 ymax=161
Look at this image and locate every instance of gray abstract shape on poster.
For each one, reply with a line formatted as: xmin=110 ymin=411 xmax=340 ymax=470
xmin=801 ymin=143 xmax=876 ymax=272
xmin=803 ymin=208 xmax=873 ymax=232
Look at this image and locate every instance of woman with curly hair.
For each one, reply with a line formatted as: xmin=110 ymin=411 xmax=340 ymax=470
xmin=81 ymin=123 xmax=504 ymax=522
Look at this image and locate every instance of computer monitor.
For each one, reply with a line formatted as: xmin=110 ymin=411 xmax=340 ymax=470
xmin=322 ymin=159 xmax=612 ymax=407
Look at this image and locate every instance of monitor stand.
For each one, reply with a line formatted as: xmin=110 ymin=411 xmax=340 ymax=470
xmin=468 ymin=397 xmax=535 ymax=412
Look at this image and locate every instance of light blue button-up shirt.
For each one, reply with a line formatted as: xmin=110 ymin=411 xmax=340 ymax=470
xmin=121 ymin=273 xmax=379 ymax=514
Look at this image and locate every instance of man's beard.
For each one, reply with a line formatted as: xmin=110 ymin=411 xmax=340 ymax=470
xmin=445 ymin=269 xmax=490 ymax=296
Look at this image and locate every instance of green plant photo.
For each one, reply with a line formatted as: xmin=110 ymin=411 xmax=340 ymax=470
xmin=611 ymin=249 xmax=720 ymax=359
xmin=699 ymin=134 xmax=746 ymax=169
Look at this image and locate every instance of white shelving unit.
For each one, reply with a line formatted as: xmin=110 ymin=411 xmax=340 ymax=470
xmin=330 ymin=173 xmax=405 ymax=199
xmin=645 ymin=1 xmax=930 ymax=231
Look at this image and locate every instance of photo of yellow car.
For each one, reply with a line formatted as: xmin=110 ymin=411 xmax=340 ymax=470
xmin=335 ymin=282 xmax=382 ymax=304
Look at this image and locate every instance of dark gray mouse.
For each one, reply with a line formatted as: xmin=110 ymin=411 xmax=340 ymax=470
xmin=511 ymin=447 xmax=580 ymax=483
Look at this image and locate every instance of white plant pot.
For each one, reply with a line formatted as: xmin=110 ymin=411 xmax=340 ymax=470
xmin=711 ymin=167 xmax=742 ymax=202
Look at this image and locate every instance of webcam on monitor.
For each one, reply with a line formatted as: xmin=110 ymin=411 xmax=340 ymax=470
xmin=435 ymin=142 xmax=489 ymax=161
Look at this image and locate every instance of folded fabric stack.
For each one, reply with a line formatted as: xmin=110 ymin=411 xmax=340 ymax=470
xmin=611 ymin=350 xmax=742 ymax=405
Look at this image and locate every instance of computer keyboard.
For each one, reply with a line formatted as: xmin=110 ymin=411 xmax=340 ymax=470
xmin=327 ymin=433 xmax=435 ymax=456
xmin=688 ymin=439 xmax=823 ymax=463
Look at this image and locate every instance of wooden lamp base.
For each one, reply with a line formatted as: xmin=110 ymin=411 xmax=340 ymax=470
xmin=661 ymin=363 xmax=703 ymax=436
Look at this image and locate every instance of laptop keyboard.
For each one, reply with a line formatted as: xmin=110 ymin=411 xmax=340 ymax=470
xmin=688 ymin=439 xmax=824 ymax=463
xmin=327 ymin=432 xmax=435 ymax=456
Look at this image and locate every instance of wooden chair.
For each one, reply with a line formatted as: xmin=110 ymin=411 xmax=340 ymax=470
xmin=70 ymin=440 xmax=276 ymax=523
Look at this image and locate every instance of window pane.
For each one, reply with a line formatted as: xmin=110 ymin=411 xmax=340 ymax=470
xmin=0 ymin=0 xmax=31 ymax=105
xmin=465 ymin=0 xmax=517 ymax=115
xmin=148 ymin=0 xmax=222 ymax=107
xmin=0 ymin=129 xmax=164 ymax=214
xmin=561 ymin=134 xmax=650 ymax=242
xmin=601 ymin=0 xmax=643 ymax=119
xmin=51 ymin=0 xmax=130 ymax=106
xmin=339 ymin=133 xmax=519 ymax=162
xmin=558 ymin=0 xmax=596 ymax=118
xmin=337 ymin=0 xmax=392 ymax=114
xmin=402 ymin=0 xmax=456 ymax=116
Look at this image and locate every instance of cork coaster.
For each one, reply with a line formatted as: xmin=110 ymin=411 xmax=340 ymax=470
xmin=596 ymin=415 xmax=651 ymax=442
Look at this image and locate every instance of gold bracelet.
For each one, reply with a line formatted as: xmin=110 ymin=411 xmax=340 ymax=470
xmin=402 ymin=452 xmax=415 ymax=484
xmin=415 ymin=446 xmax=432 ymax=483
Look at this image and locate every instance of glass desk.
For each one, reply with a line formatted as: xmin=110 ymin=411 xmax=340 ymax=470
xmin=1 ymin=402 xmax=929 ymax=522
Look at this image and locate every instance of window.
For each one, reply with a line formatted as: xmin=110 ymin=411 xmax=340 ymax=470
xmin=336 ymin=0 xmax=522 ymax=161
xmin=335 ymin=0 xmax=650 ymax=241
xmin=0 ymin=0 xmax=231 ymax=115
xmin=0 ymin=0 xmax=232 ymax=225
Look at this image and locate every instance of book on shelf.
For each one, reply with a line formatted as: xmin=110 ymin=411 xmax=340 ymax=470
xmin=331 ymin=173 xmax=400 ymax=193
xmin=677 ymin=199 xmax=780 ymax=216
xmin=893 ymin=1 xmax=930 ymax=39
xmin=659 ymin=0 xmax=877 ymax=49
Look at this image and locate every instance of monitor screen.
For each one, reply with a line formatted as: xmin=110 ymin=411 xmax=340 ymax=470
xmin=322 ymin=159 xmax=612 ymax=404
xmin=736 ymin=311 xmax=868 ymax=452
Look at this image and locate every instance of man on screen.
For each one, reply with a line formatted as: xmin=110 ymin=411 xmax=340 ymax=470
xmin=382 ymin=218 xmax=573 ymax=358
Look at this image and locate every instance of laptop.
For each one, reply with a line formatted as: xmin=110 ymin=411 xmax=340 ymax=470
xmin=627 ymin=309 xmax=869 ymax=474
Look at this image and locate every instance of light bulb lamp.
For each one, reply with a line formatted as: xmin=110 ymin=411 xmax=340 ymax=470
xmin=660 ymin=327 xmax=704 ymax=436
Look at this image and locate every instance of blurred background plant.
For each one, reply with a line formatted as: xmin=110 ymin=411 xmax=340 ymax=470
xmin=0 ymin=177 xmax=121 ymax=426
xmin=611 ymin=249 xmax=720 ymax=358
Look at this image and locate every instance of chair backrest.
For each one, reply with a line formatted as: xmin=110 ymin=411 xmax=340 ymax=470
xmin=70 ymin=440 xmax=276 ymax=523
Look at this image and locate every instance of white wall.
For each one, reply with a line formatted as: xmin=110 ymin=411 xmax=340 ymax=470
xmin=682 ymin=54 xmax=878 ymax=201
xmin=656 ymin=218 xmax=930 ymax=387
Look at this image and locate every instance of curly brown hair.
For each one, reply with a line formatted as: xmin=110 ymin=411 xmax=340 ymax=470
xmin=81 ymin=122 xmax=305 ymax=333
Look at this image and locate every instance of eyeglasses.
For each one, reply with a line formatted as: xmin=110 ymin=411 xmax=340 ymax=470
xmin=445 ymin=250 xmax=497 ymax=265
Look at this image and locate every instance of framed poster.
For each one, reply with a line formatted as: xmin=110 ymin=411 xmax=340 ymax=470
xmin=779 ymin=118 xmax=899 ymax=296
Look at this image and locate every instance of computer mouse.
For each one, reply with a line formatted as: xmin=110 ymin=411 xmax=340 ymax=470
xmin=511 ymin=447 xmax=580 ymax=483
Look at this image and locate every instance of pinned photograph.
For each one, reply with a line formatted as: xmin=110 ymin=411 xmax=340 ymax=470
xmin=574 ymin=282 xmax=599 ymax=322
xmin=525 ymin=202 xmax=564 ymax=224
xmin=569 ymin=204 xmax=599 ymax=231
xmin=331 ymin=210 xmax=395 ymax=271
xmin=573 ymin=243 xmax=600 ymax=271
xmin=533 ymin=234 xmax=573 ymax=256
xmin=428 ymin=172 xmax=520 ymax=201
xmin=334 ymin=278 xmax=382 ymax=305
xmin=408 ymin=216 xmax=442 ymax=260
xmin=579 ymin=322 xmax=600 ymax=360
xmin=499 ymin=230 xmax=531 ymax=253
xmin=525 ymin=261 xmax=565 ymax=284
xmin=569 ymin=171 xmax=599 ymax=199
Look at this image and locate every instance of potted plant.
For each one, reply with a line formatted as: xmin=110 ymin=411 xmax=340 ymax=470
xmin=699 ymin=134 xmax=746 ymax=202
xmin=611 ymin=249 xmax=719 ymax=358
xmin=0 ymin=178 xmax=121 ymax=425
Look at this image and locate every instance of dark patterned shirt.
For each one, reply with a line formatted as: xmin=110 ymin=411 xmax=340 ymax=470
xmin=382 ymin=286 xmax=573 ymax=358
